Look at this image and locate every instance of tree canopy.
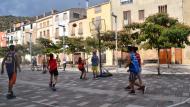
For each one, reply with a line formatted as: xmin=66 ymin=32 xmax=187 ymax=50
xmin=126 ymin=13 xmax=190 ymax=75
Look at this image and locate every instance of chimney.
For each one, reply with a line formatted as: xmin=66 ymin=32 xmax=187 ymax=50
xmin=36 ymin=16 xmax=39 ymax=20
xmin=51 ymin=9 xmax=56 ymax=14
xmin=43 ymin=12 xmax=46 ymax=17
xmin=86 ymin=0 xmax=89 ymax=9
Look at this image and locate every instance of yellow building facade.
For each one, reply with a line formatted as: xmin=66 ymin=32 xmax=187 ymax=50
xmin=87 ymin=2 xmax=115 ymax=65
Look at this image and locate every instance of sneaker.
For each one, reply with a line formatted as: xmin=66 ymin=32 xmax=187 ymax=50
xmin=49 ymin=83 xmax=52 ymax=87
xmin=52 ymin=87 xmax=56 ymax=91
xmin=141 ymin=86 xmax=146 ymax=94
xmin=52 ymin=84 xmax=56 ymax=91
xmin=52 ymin=84 xmax=55 ymax=87
xmin=83 ymin=78 xmax=88 ymax=80
xmin=125 ymin=86 xmax=131 ymax=90
xmin=128 ymin=90 xmax=135 ymax=94
xmin=6 ymin=92 xmax=16 ymax=99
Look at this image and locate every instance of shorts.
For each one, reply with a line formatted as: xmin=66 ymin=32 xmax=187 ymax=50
xmin=129 ymin=72 xmax=137 ymax=82
xmin=92 ymin=66 xmax=98 ymax=72
xmin=6 ymin=64 xmax=16 ymax=80
xmin=79 ymin=68 xmax=86 ymax=73
xmin=49 ymin=69 xmax=59 ymax=76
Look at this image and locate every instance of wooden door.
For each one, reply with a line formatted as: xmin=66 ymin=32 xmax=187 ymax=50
xmin=159 ymin=49 xmax=171 ymax=64
xmin=175 ymin=48 xmax=182 ymax=64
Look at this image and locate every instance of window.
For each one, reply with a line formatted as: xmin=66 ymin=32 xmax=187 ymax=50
xmin=40 ymin=23 xmax=43 ymax=28
xmin=47 ymin=30 xmax=50 ymax=38
xmin=47 ymin=21 xmax=49 ymax=26
xmin=158 ymin=5 xmax=167 ymax=13
xmin=120 ymin=0 xmax=133 ymax=5
xmin=73 ymin=13 xmax=80 ymax=18
xmin=30 ymin=24 xmax=33 ymax=29
xmin=43 ymin=22 xmax=46 ymax=28
xmin=71 ymin=26 xmax=75 ymax=36
xmin=139 ymin=10 xmax=145 ymax=20
xmin=10 ymin=36 xmax=13 ymax=44
xmin=15 ymin=27 xmax=21 ymax=31
xmin=55 ymin=28 xmax=59 ymax=38
xmin=63 ymin=13 xmax=68 ymax=20
xmin=43 ymin=31 xmax=46 ymax=36
xmin=123 ymin=11 xmax=131 ymax=25
xmin=95 ymin=6 xmax=101 ymax=13
xmin=40 ymin=31 xmax=42 ymax=37
xmin=78 ymin=22 xmax=83 ymax=35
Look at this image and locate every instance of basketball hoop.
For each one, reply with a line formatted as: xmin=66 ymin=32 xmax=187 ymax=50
xmin=89 ymin=19 xmax=106 ymax=76
xmin=89 ymin=19 xmax=106 ymax=37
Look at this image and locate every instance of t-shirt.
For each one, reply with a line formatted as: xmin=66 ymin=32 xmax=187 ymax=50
xmin=78 ymin=62 xmax=85 ymax=70
xmin=5 ymin=51 xmax=16 ymax=73
xmin=135 ymin=53 xmax=141 ymax=67
xmin=91 ymin=55 xmax=99 ymax=66
xmin=48 ymin=59 xmax=57 ymax=71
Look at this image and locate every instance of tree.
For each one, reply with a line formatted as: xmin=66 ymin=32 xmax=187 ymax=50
xmin=0 ymin=47 xmax=8 ymax=58
xmin=64 ymin=37 xmax=84 ymax=54
xmin=36 ymin=38 xmax=54 ymax=54
xmin=138 ymin=13 xmax=190 ymax=75
xmin=84 ymin=37 xmax=99 ymax=52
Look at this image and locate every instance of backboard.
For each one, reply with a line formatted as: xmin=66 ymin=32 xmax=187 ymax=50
xmin=89 ymin=19 xmax=106 ymax=36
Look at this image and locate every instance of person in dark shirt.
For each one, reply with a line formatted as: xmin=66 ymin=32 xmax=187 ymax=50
xmin=1 ymin=45 xmax=21 ymax=99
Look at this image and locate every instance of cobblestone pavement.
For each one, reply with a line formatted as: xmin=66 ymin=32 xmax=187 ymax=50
xmin=0 ymin=65 xmax=190 ymax=107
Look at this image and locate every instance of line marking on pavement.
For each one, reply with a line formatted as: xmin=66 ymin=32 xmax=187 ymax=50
xmin=167 ymin=97 xmax=190 ymax=107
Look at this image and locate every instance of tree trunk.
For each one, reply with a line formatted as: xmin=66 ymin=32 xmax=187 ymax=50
xmin=121 ymin=48 xmax=123 ymax=65
xmin=113 ymin=49 xmax=115 ymax=65
xmin=157 ymin=49 xmax=161 ymax=75
xmin=72 ymin=54 xmax=75 ymax=66
xmin=166 ymin=49 xmax=170 ymax=68
xmin=86 ymin=54 xmax=89 ymax=73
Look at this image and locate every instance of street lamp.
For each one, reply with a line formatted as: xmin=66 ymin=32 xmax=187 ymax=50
xmin=112 ymin=12 xmax=118 ymax=69
xmin=26 ymin=32 xmax=32 ymax=63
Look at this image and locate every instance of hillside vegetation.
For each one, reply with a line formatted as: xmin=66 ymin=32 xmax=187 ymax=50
xmin=0 ymin=15 xmax=35 ymax=32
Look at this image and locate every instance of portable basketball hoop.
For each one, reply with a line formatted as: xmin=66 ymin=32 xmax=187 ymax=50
xmin=89 ymin=19 xmax=106 ymax=76
xmin=89 ymin=19 xmax=106 ymax=37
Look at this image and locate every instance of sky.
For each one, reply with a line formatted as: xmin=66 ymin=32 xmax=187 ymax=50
xmin=0 ymin=0 xmax=109 ymax=17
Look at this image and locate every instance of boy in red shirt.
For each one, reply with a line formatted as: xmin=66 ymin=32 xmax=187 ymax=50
xmin=78 ymin=57 xmax=87 ymax=80
xmin=48 ymin=53 xmax=58 ymax=91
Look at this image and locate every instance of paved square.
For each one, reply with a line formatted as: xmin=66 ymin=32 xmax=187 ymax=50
xmin=0 ymin=65 xmax=190 ymax=107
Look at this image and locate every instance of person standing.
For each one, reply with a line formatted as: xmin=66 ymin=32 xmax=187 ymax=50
xmin=42 ymin=56 xmax=47 ymax=74
xmin=62 ymin=56 xmax=67 ymax=71
xmin=31 ymin=57 xmax=37 ymax=71
xmin=48 ymin=53 xmax=59 ymax=91
xmin=91 ymin=51 xmax=99 ymax=79
xmin=78 ymin=57 xmax=87 ymax=80
xmin=1 ymin=45 xmax=21 ymax=99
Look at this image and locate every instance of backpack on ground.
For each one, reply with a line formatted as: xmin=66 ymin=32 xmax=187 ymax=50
xmin=129 ymin=52 xmax=140 ymax=74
